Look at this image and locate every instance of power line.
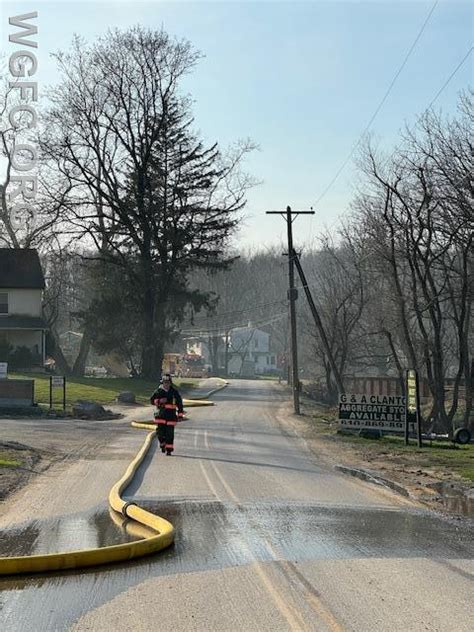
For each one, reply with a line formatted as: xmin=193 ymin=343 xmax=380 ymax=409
xmin=181 ymin=312 xmax=288 ymax=337
xmin=425 ymin=45 xmax=473 ymax=110
xmin=186 ymin=298 xmax=287 ymax=325
xmin=314 ymin=0 xmax=439 ymax=208
xmin=321 ymin=40 xmax=472 ymax=238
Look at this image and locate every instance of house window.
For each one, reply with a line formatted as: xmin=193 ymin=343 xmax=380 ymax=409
xmin=0 ymin=293 xmax=8 ymax=315
xmin=254 ymin=338 xmax=258 ymax=349
xmin=271 ymin=356 xmax=276 ymax=365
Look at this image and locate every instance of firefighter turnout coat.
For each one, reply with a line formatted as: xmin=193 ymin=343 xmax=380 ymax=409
xmin=150 ymin=385 xmax=184 ymax=453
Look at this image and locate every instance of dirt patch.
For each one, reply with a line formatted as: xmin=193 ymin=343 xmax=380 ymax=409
xmin=278 ymin=395 xmax=474 ymax=519
xmin=0 ymin=441 xmax=53 ymax=502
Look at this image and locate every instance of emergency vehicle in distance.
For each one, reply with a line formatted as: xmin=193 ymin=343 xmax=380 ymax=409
xmin=162 ymin=352 xmax=209 ymax=378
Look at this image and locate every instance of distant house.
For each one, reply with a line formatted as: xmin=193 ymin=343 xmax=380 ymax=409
xmin=0 ymin=249 xmax=48 ymax=368
xmin=183 ymin=327 xmax=278 ymax=377
xmin=226 ymin=327 xmax=277 ymax=376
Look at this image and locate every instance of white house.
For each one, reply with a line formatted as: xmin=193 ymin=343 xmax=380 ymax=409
xmin=226 ymin=327 xmax=277 ymax=376
xmin=183 ymin=327 xmax=278 ymax=376
xmin=0 ymin=249 xmax=47 ymax=367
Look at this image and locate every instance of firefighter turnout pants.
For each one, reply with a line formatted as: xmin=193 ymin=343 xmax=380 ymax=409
xmin=155 ymin=420 xmax=177 ymax=454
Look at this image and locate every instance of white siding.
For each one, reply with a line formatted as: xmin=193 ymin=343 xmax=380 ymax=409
xmin=0 ymin=289 xmax=42 ymax=317
xmin=230 ymin=328 xmax=269 ymax=353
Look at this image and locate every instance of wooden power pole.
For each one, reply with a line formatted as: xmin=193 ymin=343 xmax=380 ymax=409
xmin=266 ymin=206 xmax=314 ymax=414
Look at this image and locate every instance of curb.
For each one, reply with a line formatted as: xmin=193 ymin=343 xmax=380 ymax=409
xmin=335 ymin=465 xmax=411 ymax=498
xmin=185 ymin=380 xmax=229 ymax=401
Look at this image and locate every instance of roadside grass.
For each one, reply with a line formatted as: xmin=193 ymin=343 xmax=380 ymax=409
xmin=0 ymin=458 xmax=22 ymax=468
xmin=11 ymin=373 xmax=197 ymax=409
xmin=304 ymin=400 xmax=474 ymax=483
xmin=0 ymin=451 xmax=22 ymax=468
xmin=336 ymin=433 xmax=474 ymax=482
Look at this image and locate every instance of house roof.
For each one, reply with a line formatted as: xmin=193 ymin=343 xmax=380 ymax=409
xmin=0 ymin=249 xmax=45 ymax=289
xmin=0 ymin=316 xmax=48 ymax=330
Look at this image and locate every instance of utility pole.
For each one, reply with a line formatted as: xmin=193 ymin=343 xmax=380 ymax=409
xmin=266 ymin=206 xmax=314 ymax=414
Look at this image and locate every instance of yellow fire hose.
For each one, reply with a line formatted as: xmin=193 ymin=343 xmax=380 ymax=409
xmin=0 ymin=431 xmax=173 ymax=576
xmin=131 ymin=397 xmax=215 ymax=429
xmin=0 ymin=386 xmax=226 ymax=576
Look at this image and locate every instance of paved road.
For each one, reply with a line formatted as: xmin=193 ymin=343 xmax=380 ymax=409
xmin=0 ymin=380 xmax=472 ymax=631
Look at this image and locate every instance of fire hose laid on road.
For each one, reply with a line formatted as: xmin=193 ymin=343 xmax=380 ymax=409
xmin=0 ymin=383 xmax=227 ymax=576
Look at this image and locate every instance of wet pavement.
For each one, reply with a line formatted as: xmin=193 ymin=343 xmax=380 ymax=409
xmin=0 ymin=380 xmax=472 ymax=631
xmin=1 ymin=499 xmax=473 ymax=631
xmin=0 ymin=506 xmax=156 ymax=557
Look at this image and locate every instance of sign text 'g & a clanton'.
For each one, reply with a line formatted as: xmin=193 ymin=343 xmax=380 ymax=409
xmin=338 ymin=393 xmax=411 ymax=431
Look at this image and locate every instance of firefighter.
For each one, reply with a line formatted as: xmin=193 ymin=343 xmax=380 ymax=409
xmin=150 ymin=374 xmax=184 ymax=455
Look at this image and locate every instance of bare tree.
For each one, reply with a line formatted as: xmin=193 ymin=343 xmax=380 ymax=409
xmin=350 ymin=93 xmax=472 ymax=432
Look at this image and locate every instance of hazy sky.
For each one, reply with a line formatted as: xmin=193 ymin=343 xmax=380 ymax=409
xmin=2 ymin=1 xmax=472 ymax=249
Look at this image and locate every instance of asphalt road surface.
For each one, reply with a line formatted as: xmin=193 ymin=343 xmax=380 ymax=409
xmin=0 ymin=380 xmax=472 ymax=631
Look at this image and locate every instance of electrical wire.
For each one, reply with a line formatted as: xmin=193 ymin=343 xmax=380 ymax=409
xmin=186 ymin=298 xmax=287 ymax=325
xmin=425 ymin=45 xmax=473 ymax=111
xmin=181 ymin=312 xmax=288 ymax=337
xmin=314 ymin=0 xmax=439 ymax=208
xmin=320 ymin=39 xmax=472 ymax=237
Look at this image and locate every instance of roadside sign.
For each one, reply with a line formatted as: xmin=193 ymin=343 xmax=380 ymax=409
xmin=407 ymin=369 xmax=417 ymax=412
xmin=49 ymin=376 xmax=66 ymax=410
xmin=0 ymin=362 xmax=7 ymax=379
xmin=338 ymin=393 xmax=415 ymax=432
xmin=406 ymin=369 xmax=422 ymax=447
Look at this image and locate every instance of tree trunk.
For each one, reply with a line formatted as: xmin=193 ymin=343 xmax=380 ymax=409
xmin=48 ymin=330 xmax=72 ymax=376
xmin=140 ymin=257 xmax=159 ymax=379
xmin=224 ymin=332 xmax=230 ymax=377
xmin=467 ymin=359 xmax=474 ymax=430
xmin=208 ymin=335 xmax=219 ymax=376
xmin=72 ymin=329 xmax=92 ymax=376
xmin=384 ymin=329 xmax=406 ymax=396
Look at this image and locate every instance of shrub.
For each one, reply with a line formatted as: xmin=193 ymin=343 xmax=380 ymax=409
xmin=7 ymin=346 xmax=42 ymax=369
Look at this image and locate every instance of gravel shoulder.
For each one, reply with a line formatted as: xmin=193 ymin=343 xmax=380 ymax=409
xmin=0 ymin=403 xmax=150 ymax=509
xmin=0 ymin=441 xmax=49 ymax=502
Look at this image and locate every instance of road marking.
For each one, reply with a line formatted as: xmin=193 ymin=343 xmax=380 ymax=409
xmin=203 ymin=429 xmax=344 ymax=631
xmin=199 ymin=429 xmax=307 ymax=631
xmin=264 ymin=541 xmax=344 ymax=632
xmin=205 ymin=431 xmax=240 ymax=504
xmin=249 ymin=558 xmax=310 ymax=632
xmin=197 ymin=431 xmax=221 ymax=500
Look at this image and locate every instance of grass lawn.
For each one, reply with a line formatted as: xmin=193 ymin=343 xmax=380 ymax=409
xmin=11 ymin=373 xmax=197 ymax=409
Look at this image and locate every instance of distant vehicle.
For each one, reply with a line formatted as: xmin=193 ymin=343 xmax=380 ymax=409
xmin=162 ymin=353 xmax=207 ymax=378
xmin=178 ymin=353 xmax=207 ymax=378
